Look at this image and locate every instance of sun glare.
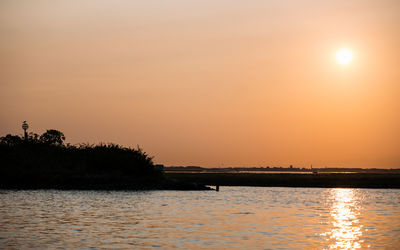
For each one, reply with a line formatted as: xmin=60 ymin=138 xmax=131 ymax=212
xmin=336 ymin=49 xmax=353 ymax=65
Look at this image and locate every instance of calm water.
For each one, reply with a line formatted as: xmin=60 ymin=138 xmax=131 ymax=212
xmin=1 ymin=187 xmax=399 ymax=249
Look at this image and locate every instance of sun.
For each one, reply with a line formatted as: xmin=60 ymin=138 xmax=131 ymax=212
xmin=336 ymin=48 xmax=353 ymax=65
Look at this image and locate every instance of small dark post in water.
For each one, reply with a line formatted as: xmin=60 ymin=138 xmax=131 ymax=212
xmin=216 ymin=185 xmax=220 ymax=192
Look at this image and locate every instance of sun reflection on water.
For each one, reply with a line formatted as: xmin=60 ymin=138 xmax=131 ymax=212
xmin=322 ymin=189 xmax=364 ymax=249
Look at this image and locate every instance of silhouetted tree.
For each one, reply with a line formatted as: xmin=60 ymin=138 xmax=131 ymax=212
xmin=28 ymin=132 xmax=40 ymax=143
xmin=0 ymin=134 xmax=22 ymax=146
xmin=0 ymin=127 xmax=181 ymax=189
xmin=40 ymin=129 xmax=65 ymax=145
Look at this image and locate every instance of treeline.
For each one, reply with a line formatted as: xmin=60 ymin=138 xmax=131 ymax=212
xmin=0 ymin=129 xmax=163 ymax=189
xmin=0 ymin=129 xmax=211 ymax=190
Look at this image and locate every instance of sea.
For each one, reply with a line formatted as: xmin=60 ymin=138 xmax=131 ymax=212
xmin=1 ymin=187 xmax=399 ymax=249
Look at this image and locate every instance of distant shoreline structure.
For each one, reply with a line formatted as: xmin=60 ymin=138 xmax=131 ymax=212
xmin=164 ymin=166 xmax=400 ymax=174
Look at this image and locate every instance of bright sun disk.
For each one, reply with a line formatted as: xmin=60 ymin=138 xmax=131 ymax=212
xmin=336 ymin=49 xmax=353 ymax=65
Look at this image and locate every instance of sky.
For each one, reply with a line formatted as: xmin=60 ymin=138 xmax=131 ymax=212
xmin=1 ymin=0 xmax=399 ymax=168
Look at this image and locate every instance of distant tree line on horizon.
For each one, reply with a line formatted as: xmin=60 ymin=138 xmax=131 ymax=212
xmin=165 ymin=166 xmax=399 ymax=173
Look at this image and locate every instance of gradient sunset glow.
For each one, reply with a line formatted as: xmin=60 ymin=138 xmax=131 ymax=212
xmin=1 ymin=0 xmax=399 ymax=168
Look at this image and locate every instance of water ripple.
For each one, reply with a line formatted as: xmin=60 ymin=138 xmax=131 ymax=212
xmin=1 ymin=188 xmax=399 ymax=249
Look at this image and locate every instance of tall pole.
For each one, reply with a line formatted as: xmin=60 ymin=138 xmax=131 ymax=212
xmin=22 ymin=121 xmax=29 ymax=140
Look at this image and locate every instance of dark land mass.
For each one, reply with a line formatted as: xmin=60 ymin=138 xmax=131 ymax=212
xmin=165 ymin=172 xmax=400 ymax=189
xmin=0 ymin=131 xmax=211 ymax=191
xmin=2 ymin=129 xmax=398 ymax=190
xmin=165 ymin=166 xmax=400 ymax=173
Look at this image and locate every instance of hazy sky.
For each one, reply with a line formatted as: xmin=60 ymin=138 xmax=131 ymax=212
xmin=1 ymin=0 xmax=399 ymax=168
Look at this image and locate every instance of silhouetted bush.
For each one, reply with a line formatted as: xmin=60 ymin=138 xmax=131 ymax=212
xmin=39 ymin=129 xmax=65 ymax=145
xmin=0 ymin=134 xmax=22 ymax=146
xmin=0 ymin=130 xmax=164 ymax=188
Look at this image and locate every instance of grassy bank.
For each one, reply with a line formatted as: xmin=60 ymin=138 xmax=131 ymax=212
xmin=165 ymin=172 xmax=400 ymax=189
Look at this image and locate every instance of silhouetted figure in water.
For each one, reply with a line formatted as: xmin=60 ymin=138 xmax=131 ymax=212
xmin=216 ymin=185 xmax=220 ymax=192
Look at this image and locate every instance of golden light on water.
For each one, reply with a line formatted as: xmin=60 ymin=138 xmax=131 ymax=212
xmin=322 ymin=189 xmax=364 ymax=249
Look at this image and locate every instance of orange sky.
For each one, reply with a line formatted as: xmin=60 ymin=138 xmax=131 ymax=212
xmin=1 ymin=0 xmax=399 ymax=168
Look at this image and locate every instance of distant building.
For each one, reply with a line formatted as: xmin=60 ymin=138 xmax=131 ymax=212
xmin=22 ymin=121 xmax=29 ymax=140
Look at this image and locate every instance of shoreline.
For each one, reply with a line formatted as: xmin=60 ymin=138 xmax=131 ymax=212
xmin=0 ymin=176 xmax=213 ymax=191
xmin=3 ymin=173 xmax=399 ymax=190
xmin=165 ymin=172 xmax=400 ymax=189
